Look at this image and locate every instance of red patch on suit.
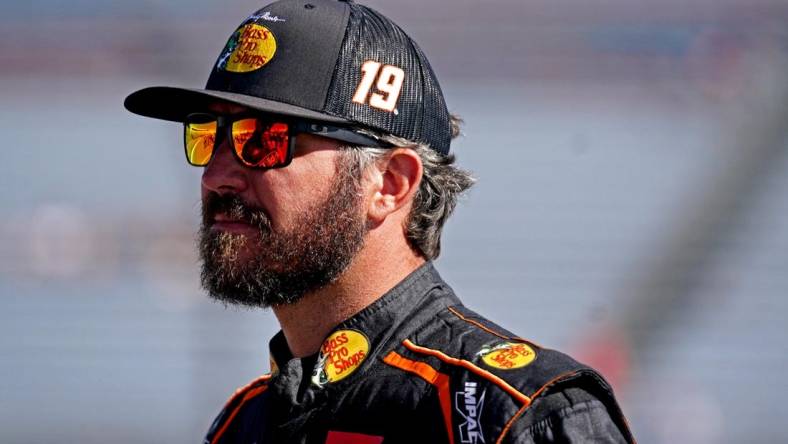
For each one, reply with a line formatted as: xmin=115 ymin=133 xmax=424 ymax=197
xmin=325 ymin=430 xmax=384 ymax=444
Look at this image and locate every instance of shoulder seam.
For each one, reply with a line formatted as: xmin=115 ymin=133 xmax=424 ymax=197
xmin=208 ymin=374 xmax=272 ymax=444
xmin=502 ymin=399 xmax=623 ymax=443
xmin=446 ymin=306 xmax=541 ymax=347
xmin=403 ymin=339 xmax=532 ymax=405
xmin=210 ymin=382 xmax=270 ymax=444
xmin=447 ymin=306 xmax=512 ymax=340
xmin=494 ymin=370 xmax=583 ymax=443
xmin=226 ymin=373 xmax=272 ymax=407
xmin=495 ymin=402 xmax=528 ymax=444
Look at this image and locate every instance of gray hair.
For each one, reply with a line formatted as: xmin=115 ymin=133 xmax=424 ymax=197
xmin=338 ymin=115 xmax=476 ymax=259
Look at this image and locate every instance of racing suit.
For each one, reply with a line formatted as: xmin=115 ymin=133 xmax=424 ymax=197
xmin=203 ymin=262 xmax=636 ymax=443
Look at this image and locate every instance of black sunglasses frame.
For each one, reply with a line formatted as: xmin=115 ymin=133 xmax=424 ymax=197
xmin=183 ymin=112 xmax=391 ymax=169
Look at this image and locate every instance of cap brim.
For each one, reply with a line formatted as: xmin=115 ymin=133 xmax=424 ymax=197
xmin=124 ymin=86 xmax=352 ymax=125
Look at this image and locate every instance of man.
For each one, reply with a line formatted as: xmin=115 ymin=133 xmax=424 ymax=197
xmin=125 ymin=0 xmax=636 ymax=442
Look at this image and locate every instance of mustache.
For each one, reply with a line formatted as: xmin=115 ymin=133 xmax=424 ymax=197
xmin=202 ymin=192 xmax=272 ymax=231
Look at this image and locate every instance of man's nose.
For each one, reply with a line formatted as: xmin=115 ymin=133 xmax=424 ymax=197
xmin=201 ymin=139 xmax=248 ymax=194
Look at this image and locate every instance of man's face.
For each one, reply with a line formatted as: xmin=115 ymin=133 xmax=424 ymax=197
xmin=198 ymin=114 xmax=368 ymax=308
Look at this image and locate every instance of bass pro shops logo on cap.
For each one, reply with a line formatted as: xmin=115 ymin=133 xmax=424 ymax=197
xmin=311 ymin=330 xmax=369 ymax=387
xmin=217 ymin=23 xmax=277 ymax=73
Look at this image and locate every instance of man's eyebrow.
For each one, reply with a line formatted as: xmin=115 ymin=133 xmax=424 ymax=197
xmin=208 ymin=102 xmax=250 ymax=114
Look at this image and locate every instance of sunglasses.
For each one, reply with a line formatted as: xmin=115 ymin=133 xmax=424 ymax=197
xmin=184 ymin=113 xmax=390 ymax=169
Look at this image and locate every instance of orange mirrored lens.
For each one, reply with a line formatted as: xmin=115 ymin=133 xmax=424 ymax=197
xmin=185 ymin=120 xmax=217 ymax=166
xmin=232 ymin=119 xmax=289 ymax=168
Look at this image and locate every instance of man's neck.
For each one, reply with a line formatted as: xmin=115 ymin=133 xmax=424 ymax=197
xmin=272 ymin=245 xmax=425 ymax=358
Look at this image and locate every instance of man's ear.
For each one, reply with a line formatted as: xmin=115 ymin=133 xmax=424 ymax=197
xmin=367 ymin=148 xmax=423 ymax=224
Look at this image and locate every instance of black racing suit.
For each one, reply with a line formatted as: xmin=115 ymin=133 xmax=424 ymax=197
xmin=203 ymin=263 xmax=636 ymax=443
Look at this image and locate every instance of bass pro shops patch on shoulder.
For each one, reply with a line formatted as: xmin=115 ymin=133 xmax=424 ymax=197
xmin=477 ymin=342 xmax=537 ymax=370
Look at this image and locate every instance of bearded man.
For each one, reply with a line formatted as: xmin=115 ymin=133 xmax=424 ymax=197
xmin=124 ymin=1 xmax=636 ymax=442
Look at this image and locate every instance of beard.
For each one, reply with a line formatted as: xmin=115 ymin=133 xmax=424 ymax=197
xmin=198 ymin=161 xmax=367 ymax=308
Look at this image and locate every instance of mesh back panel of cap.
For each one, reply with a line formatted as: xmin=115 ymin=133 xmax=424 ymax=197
xmin=324 ymin=3 xmax=451 ymax=153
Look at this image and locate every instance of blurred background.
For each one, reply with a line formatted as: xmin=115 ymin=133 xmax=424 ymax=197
xmin=2 ymin=0 xmax=787 ymax=442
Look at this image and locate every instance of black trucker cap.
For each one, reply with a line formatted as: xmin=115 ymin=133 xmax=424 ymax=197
xmin=124 ymin=0 xmax=452 ymax=154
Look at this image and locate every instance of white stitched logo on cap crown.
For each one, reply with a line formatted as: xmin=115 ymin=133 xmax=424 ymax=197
xmin=249 ymin=11 xmax=286 ymax=23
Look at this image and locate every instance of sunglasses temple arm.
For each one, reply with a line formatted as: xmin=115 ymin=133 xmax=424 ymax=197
xmin=299 ymin=123 xmax=389 ymax=148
